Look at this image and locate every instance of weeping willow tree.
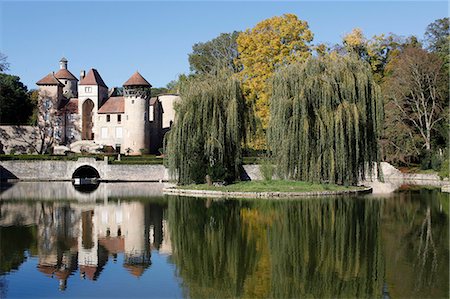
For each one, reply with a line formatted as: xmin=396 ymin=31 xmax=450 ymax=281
xmin=268 ymin=55 xmax=384 ymax=185
xmin=166 ymin=70 xmax=251 ymax=185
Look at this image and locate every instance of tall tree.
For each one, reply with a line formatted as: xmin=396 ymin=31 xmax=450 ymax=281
xmin=383 ymin=47 xmax=447 ymax=152
xmin=236 ymin=14 xmax=314 ymax=129
xmin=166 ymin=70 xmax=251 ymax=185
xmin=0 ymin=74 xmax=33 ymax=124
xmin=424 ymin=18 xmax=449 ymax=66
xmin=268 ymin=55 xmax=383 ymax=185
xmin=188 ymin=31 xmax=241 ymax=74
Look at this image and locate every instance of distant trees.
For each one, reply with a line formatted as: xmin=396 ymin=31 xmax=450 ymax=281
xmin=0 ymin=73 xmax=34 ymax=124
xmin=189 ymin=31 xmax=241 ymax=74
xmin=383 ymin=47 xmax=447 ymax=154
xmin=0 ymin=52 xmax=9 ymax=73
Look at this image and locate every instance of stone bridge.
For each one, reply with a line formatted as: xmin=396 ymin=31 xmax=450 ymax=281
xmin=0 ymin=158 xmax=169 ymax=182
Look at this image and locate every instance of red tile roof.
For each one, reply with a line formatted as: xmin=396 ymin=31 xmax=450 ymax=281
xmin=36 ymin=73 xmax=64 ymax=86
xmin=98 ymin=96 xmax=124 ymax=114
xmin=79 ymin=68 xmax=107 ymax=87
xmin=123 ymin=71 xmax=151 ymax=87
xmin=55 ymin=68 xmax=78 ymax=81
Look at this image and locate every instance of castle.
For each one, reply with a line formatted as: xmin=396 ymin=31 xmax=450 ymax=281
xmin=35 ymin=58 xmax=178 ymax=155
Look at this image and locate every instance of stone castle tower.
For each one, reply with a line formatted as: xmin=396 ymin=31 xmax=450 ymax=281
xmin=122 ymin=72 xmax=152 ymax=154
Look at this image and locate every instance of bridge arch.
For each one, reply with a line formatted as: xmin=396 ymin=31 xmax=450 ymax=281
xmin=72 ymin=165 xmax=100 ymax=179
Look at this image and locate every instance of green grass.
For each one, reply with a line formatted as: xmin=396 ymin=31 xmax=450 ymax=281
xmin=178 ymin=180 xmax=363 ymax=193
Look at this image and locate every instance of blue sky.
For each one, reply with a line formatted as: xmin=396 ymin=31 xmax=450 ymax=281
xmin=0 ymin=1 xmax=447 ymax=90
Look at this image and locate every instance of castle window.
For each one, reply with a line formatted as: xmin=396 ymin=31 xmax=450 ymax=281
xmin=116 ymin=127 xmax=123 ymax=138
xmin=149 ymin=106 xmax=154 ymax=122
xmin=107 ymin=115 xmax=111 ymax=122
xmin=85 ymin=87 xmax=92 ymax=93
xmin=101 ymin=127 xmax=108 ymax=139
xmin=117 ymin=114 xmax=121 ymax=124
xmin=132 ymin=100 xmax=134 ymax=104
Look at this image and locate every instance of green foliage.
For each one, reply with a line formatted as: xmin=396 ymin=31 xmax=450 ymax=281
xmin=268 ymin=55 xmax=383 ymax=185
xmin=189 ymin=31 xmax=241 ymax=74
xmin=259 ymin=157 xmax=274 ymax=181
xmin=0 ymin=73 xmax=33 ymax=124
xmin=439 ymin=158 xmax=449 ymax=179
xmin=166 ymin=70 xmax=251 ymax=185
xmin=151 ymin=87 xmax=169 ymax=97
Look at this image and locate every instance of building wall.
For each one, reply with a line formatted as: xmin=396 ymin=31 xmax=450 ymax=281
xmin=78 ymin=85 xmax=100 ymax=140
xmin=158 ymin=95 xmax=180 ymax=129
xmin=95 ymin=113 xmax=124 ymax=152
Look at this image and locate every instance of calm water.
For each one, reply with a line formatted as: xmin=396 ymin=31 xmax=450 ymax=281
xmin=0 ymin=183 xmax=448 ymax=298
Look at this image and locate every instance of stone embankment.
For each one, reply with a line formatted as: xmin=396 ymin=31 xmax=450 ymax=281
xmin=163 ymin=186 xmax=372 ymax=199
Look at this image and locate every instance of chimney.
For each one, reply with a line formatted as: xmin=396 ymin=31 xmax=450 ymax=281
xmin=59 ymin=57 xmax=68 ymax=70
xmin=80 ymin=70 xmax=85 ymax=80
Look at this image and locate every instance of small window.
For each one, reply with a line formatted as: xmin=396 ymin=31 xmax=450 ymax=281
xmin=101 ymin=127 xmax=108 ymax=138
xmin=85 ymin=87 xmax=92 ymax=93
xmin=106 ymin=115 xmax=110 ymax=122
xmin=149 ymin=106 xmax=154 ymax=122
xmin=117 ymin=114 xmax=121 ymax=123
xmin=132 ymin=100 xmax=134 ymax=104
xmin=116 ymin=127 xmax=123 ymax=138
xmin=65 ymin=80 xmax=67 ymax=84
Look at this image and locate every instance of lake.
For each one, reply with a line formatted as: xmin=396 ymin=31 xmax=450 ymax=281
xmin=0 ymin=182 xmax=448 ymax=298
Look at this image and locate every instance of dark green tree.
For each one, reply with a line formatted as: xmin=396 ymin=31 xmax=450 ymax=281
xmin=268 ymin=55 xmax=383 ymax=185
xmin=0 ymin=74 xmax=33 ymax=124
xmin=188 ymin=31 xmax=241 ymax=74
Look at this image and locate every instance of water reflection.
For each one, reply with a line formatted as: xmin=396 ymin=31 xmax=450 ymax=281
xmin=0 ymin=199 xmax=170 ymax=291
xmin=0 ymin=187 xmax=448 ymax=298
xmin=168 ymin=197 xmax=385 ymax=298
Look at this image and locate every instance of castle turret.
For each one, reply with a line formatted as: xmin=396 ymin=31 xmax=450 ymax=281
xmin=54 ymin=57 xmax=78 ymax=98
xmin=122 ymin=72 xmax=152 ymax=155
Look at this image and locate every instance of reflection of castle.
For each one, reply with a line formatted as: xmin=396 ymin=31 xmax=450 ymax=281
xmin=0 ymin=200 xmax=171 ymax=290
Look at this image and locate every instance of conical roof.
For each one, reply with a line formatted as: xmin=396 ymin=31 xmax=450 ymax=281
xmin=79 ymin=68 xmax=107 ymax=87
xmin=123 ymin=71 xmax=151 ymax=87
xmin=36 ymin=73 xmax=64 ymax=86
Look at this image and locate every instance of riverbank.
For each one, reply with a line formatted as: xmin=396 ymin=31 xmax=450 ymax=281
xmin=163 ymin=180 xmax=371 ymax=199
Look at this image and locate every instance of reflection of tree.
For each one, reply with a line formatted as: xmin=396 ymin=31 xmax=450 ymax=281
xmin=267 ymin=198 xmax=384 ymax=298
xmin=381 ymin=189 xmax=449 ymax=298
xmin=0 ymin=225 xmax=37 ymax=274
xmin=168 ymin=197 xmax=259 ymax=298
xmin=168 ymin=196 xmax=384 ymax=298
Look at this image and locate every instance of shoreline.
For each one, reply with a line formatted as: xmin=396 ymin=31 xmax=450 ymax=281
xmin=162 ymin=185 xmax=373 ymax=199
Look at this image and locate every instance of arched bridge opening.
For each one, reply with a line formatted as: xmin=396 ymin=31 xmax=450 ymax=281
xmin=72 ymin=165 xmax=100 ymax=193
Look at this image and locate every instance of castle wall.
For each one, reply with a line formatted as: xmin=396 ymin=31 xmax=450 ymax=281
xmin=123 ymin=96 xmax=148 ymax=155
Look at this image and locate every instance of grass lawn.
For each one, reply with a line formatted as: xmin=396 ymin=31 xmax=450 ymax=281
xmin=178 ymin=180 xmax=363 ymax=193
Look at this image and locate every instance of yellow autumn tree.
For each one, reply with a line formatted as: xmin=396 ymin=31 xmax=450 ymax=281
xmin=236 ymin=14 xmax=313 ymax=147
